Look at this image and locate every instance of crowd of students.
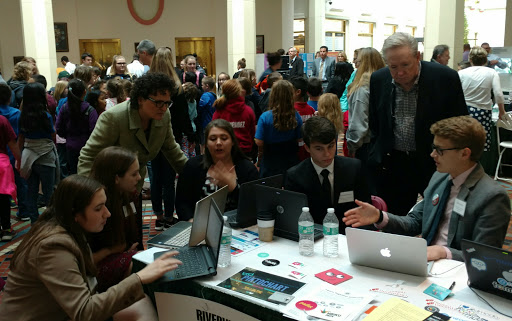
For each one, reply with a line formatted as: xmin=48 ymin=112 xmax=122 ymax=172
xmin=0 ymin=34 xmax=510 ymax=319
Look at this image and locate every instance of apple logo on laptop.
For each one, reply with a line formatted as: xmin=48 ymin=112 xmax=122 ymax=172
xmin=380 ymin=248 xmax=391 ymax=257
xmin=503 ymin=270 xmax=512 ymax=281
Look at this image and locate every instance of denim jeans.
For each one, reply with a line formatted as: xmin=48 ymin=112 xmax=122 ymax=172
xmin=57 ymin=143 xmax=69 ymax=179
xmin=148 ymin=152 xmax=175 ymax=219
xmin=27 ymin=163 xmax=55 ymax=223
xmin=13 ymin=164 xmax=28 ymax=219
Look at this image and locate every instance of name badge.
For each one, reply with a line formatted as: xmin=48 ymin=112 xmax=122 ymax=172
xmin=123 ymin=202 xmax=137 ymax=218
xmin=453 ymin=199 xmax=466 ymax=216
xmin=338 ymin=191 xmax=354 ymax=204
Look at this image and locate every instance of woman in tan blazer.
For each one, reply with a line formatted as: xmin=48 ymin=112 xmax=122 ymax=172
xmin=0 ymin=175 xmax=182 ymax=321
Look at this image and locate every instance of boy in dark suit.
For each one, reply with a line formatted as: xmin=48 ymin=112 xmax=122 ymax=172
xmin=284 ymin=116 xmax=372 ymax=234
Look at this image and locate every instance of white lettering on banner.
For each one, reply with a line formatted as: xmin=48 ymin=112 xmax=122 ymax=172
xmin=155 ymin=293 xmax=259 ymax=321
xmin=230 ymin=121 xmax=245 ymax=129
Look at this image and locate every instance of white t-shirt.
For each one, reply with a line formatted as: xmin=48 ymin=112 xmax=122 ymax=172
xmin=458 ymin=66 xmax=504 ymax=110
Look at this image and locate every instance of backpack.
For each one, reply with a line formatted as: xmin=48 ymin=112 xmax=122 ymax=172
xmin=11 ymin=87 xmax=24 ymax=108
xmin=255 ymin=74 xmax=270 ymax=95
xmin=182 ymin=70 xmax=200 ymax=87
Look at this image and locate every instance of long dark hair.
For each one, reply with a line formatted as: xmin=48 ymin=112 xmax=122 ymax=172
xmin=10 ymin=175 xmax=103 ymax=275
xmin=85 ymin=89 xmax=104 ymax=115
xmin=19 ymin=82 xmax=51 ymax=134
xmin=89 ymin=147 xmax=138 ymax=248
xmin=202 ymin=119 xmax=249 ymax=169
xmin=334 ymin=62 xmax=353 ymax=81
xmin=67 ymin=79 xmax=87 ymax=124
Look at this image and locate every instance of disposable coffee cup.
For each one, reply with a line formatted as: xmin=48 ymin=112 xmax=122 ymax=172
xmin=257 ymin=211 xmax=275 ymax=242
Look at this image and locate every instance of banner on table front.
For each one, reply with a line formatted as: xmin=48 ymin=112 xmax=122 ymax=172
xmin=155 ymin=292 xmax=259 ymax=321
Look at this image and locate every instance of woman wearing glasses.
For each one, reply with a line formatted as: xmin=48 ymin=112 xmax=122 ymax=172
xmin=106 ymin=55 xmax=133 ymax=81
xmin=77 ymin=72 xmax=188 ymax=249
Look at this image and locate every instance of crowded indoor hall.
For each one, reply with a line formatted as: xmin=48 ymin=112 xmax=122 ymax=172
xmin=0 ymin=0 xmax=512 ymax=320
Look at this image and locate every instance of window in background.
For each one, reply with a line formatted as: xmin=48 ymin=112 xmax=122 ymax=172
xmin=324 ymin=19 xmax=346 ymax=52
xmin=294 ymin=19 xmax=306 ymax=53
xmin=357 ymin=22 xmax=374 ymax=48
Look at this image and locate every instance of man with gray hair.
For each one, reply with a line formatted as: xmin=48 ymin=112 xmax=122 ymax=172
xmin=430 ymin=44 xmax=450 ymax=66
xmin=367 ymin=32 xmax=467 ymax=217
xmin=137 ymin=39 xmax=156 ymax=67
xmin=288 ymin=46 xmax=304 ymax=77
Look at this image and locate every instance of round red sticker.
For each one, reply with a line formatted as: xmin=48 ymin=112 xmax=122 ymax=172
xmin=295 ymin=300 xmax=317 ymax=311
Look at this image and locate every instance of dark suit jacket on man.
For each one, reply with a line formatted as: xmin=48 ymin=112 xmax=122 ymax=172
xmin=289 ymin=56 xmax=304 ymax=78
xmin=311 ymin=57 xmax=335 ymax=81
xmin=383 ymin=164 xmax=511 ymax=261
xmin=284 ymin=156 xmax=371 ymax=234
xmin=368 ymin=61 xmax=468 ymax=189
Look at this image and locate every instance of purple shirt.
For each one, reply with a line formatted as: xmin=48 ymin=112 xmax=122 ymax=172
xmin=55 ymin=101 xmax=98 ymax=152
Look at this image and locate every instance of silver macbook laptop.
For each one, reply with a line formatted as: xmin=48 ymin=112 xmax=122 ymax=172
xmin=147 ymin=186 xmax=228 ymax=249
xmin=346 ymin=227 xmax=429 ymax=277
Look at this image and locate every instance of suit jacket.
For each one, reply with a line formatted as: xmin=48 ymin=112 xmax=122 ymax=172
xmin=0 ymin=226 xmax=144 ymax=321
xmin=311 ymin=57 xmax=335 ymax=81
xmin=77 ymin=100 xmax=188 ymax=192
xmin=368 ymin=61 xmax=468 ymax=187
xmin=284 ymin=156 xmax=371 ymax=234
xmin=383 ymin=164 xmax=511 ymax=261
xmin=289 ymin=56 xmax=304 ymax=78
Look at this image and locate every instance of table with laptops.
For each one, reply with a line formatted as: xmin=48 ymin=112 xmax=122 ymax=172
xmin=133 ymin=176 xmax=512 ymax=320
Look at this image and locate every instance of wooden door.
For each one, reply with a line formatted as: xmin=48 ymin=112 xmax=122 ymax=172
xmin=175 ymin=37 xmax=215 ymax=77
xmin=79 ymin=39 xmax=121 ymax=72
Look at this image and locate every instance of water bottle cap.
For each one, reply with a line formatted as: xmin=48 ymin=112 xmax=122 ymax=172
xmin=223 ymin=216 xmax=228 ymax=222
xmin=302 ymin=207 xmax=309 ymax=212
xmin=327 ymin=208 xmax=335 ymax=213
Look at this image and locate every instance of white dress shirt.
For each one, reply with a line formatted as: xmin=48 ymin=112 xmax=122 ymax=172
xmin=310 ymin=158 xmax=334 ymax=202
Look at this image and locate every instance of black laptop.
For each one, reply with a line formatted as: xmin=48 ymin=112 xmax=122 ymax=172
xmin=461 ymin=239 xmax=512 ymax=300
xmin=154 ymin=199 xmax=223 ymax=282
xmin=250 ymin=185 xmax=323 ymax=242
xmin=148 ymin=186 xmax=228 ymax=249
xmin=225 ymin=174 xmax=283 ymax=228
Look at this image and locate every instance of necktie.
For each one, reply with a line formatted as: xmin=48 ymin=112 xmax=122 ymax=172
xmin=321 ymin=169 xmax=331 ymax=205
xmin=319 ymin=60 xmax=325 ymax=80
xmin=425 ymin=179 xmax=453 ymax=245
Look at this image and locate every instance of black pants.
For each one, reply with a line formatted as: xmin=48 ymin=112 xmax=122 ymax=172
xmin=133 ymin=192 xmax=144 ymax=250
xmin=373 ymin=150 xmax=429 ymax=216
xmin=0 ymin=194 xmax=11 ymax=230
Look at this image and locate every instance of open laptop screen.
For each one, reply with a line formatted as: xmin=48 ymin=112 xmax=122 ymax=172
xmin=206 ymin=199 xmax=224 ymax=265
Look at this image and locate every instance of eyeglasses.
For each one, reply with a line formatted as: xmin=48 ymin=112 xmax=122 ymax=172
xmin=116 ymin=62 xmax=126 ymax=65
xmin=147 ymin=97 xmax=173 ymax=109
xmin=431 ymin=144 xmax=464 ymax=156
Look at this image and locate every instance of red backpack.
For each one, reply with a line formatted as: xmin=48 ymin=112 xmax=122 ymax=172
xmin=255 ymin=74 xmax=270 ymax=94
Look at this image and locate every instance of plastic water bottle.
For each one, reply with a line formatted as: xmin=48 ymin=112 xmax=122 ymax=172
xmin=298 ymin=207 xmax=315 ymax=256
xmin=323 ymin=208 xmax=339 ymax=257
xmin=218 ymin=216 xmax=232 ymax=267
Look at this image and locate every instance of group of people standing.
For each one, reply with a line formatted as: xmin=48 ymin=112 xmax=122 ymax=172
xmin=0 ymin=32 xmax=510 ymax=320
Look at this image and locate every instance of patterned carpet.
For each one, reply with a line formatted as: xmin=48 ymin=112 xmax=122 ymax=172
xmin=1 ymin=185 xmax=512 ymax=299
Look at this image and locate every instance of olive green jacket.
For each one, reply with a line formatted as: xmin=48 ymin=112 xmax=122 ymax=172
xmin=78 ymin=100 xmax=187 ymax=192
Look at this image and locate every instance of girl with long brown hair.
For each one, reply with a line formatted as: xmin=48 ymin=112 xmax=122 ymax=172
xmin=148 ymin=47 xmax=196 ymax=230
xmin=212 ymin=79 xmax=256 ymax=156
xmin=346 ymin=47 xmax=385 ymax=160
xmin=88 ymin=146 xmax=141 ymax=292
xmin=254 ymin=80 xmax=303 ymax=177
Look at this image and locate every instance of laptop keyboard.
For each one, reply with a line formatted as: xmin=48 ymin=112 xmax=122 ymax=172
xmin=174 ymin=249 xmax=205 ymax=278
xmin=163 ymin=226 xmax=192 ymax=247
